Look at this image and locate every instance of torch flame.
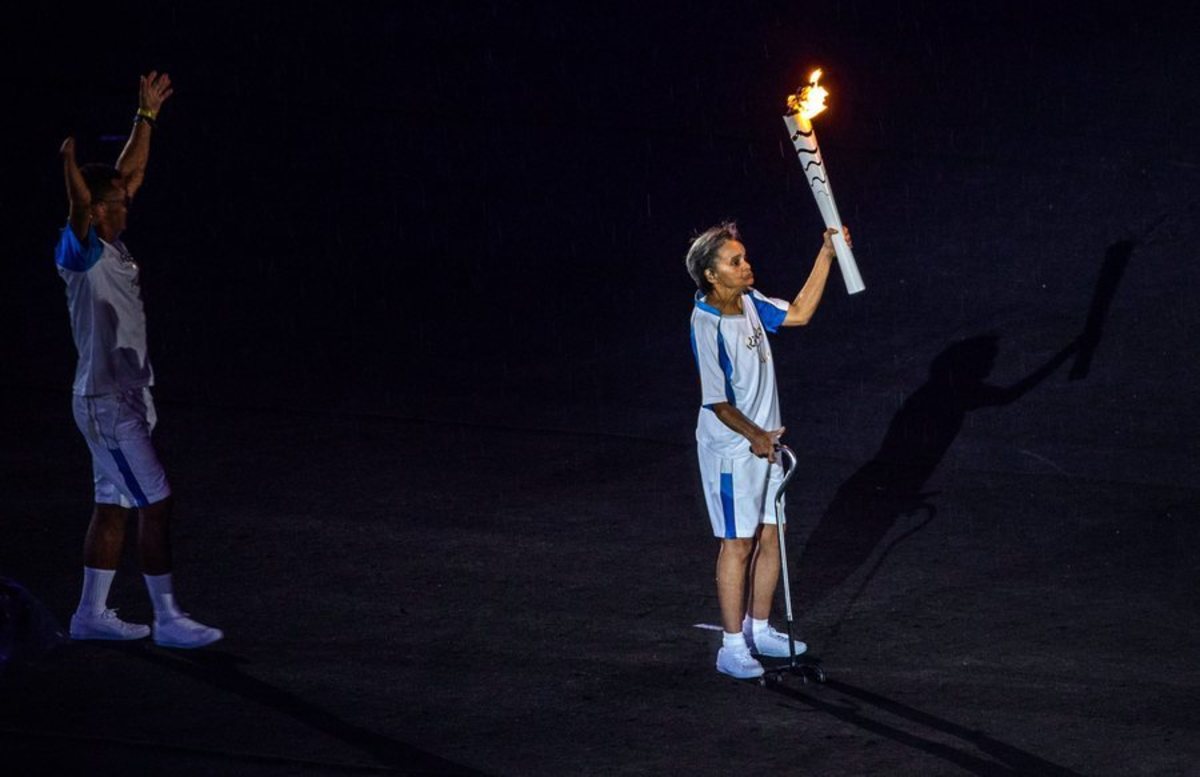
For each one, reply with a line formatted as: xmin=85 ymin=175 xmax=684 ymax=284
xmin=787 ymin=68 xmax=829 ymax=122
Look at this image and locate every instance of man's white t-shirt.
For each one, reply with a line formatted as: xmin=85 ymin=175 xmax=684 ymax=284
xmin=55 ymin=226 xmax=154 ymax=396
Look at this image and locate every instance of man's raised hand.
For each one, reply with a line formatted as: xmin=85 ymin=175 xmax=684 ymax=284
xmin=139 ymin=71 xmax=173 ymax=115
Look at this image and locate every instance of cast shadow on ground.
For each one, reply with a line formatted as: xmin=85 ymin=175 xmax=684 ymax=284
xmin=127 ymin=646 xmax=489 ymax=775
xmin=1069 ymin=240 xmax=1134 ymax=381
xmin=793 ymin=238 xmax=1138 ymax=626
xmin=793 ymin=332 xmax=1078 ymax=624
xmin=767 ymin=678 xmax=1084 ymax=776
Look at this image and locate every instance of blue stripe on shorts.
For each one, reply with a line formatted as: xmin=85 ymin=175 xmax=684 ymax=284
xmin=109 ymin=447 xmax=151 ymax=508
xmin=720 ymin=472 xmax=736 ymax=539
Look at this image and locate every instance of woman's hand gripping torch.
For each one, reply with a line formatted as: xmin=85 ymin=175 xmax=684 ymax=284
xmin=783 ymin=70 xmax=865 ymax=295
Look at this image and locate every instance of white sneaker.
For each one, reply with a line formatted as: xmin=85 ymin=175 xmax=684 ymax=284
xmin=153 ymin=614 xmax=223 ymax=649
xmin=745 ymin=624 xmax=807 ymax=658
xmin=69 ymin=609 xmax=150 ymax=641
xmin=716 ymin=646 xmax=764 ymax=679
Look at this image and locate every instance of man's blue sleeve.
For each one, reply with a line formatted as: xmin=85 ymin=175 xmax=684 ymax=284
xmin=55 ymin=226 xmax=102 ymax=272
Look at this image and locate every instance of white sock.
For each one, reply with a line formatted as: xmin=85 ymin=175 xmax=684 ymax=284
xmin=143 ymin=573 xmax=184 ymax=621
xmin=722 ymin=631 xmax=748 ymax=650
xmin=77 ymin=567 xmax=116 ymax=616
xmin=741 ymin=615 xmax=770 ymax=634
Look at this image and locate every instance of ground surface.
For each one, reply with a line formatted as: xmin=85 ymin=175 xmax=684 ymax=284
xmin=2 ymin=382 xmax=1197 ymax=775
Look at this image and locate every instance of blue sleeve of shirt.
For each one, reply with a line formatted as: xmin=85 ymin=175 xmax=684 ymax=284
xmin=749 ymin=291 xmax=788 ymax=333
xmin=55 ymin=225 xmax=102 ymax=272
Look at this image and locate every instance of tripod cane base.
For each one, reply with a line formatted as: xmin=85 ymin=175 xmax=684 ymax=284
xmin=759 ymin=656 xmax=827 ymax=686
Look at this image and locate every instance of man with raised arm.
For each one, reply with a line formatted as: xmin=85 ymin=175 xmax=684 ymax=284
xmin=686 ymin=223 xmax=849 ymax=679
xmin=57 ymin=72 xmax=222 ymax=649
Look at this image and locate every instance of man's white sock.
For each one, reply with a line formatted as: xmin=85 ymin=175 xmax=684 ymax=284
xmin=77 ymin=567 xmax=115 ymax=616
xmin=144 ymin=573 xmax=184 ymax=621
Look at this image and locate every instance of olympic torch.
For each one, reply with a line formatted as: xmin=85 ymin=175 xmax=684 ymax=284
xmin=783 ymin=69 xmax=865 ymax=295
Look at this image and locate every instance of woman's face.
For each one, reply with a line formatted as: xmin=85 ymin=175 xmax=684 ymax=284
xmin=706 ymin=239 xmax=754 ymax=296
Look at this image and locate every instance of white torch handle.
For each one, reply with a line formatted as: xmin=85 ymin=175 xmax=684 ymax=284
xmin=784 ymin=114 xmax=865 ymax=295
xmin=831 ymin=230 xmax=864 ymax=295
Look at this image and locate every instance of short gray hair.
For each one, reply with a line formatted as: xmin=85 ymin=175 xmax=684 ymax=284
xmin=685 ymin=221 xmax=740 ymax=294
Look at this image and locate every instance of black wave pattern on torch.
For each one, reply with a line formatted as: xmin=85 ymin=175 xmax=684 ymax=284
xmin=790 ymin=126 xmax=829 ymax=189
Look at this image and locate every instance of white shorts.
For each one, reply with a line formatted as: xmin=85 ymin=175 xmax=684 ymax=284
xmin=697 ymin=446 xmax=786 ymax=539
xmin=72 ymin=387 xmax=171 ymax=508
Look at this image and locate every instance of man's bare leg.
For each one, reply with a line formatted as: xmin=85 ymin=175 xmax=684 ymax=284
xmin=139 ymin=496 xmax=184 ymax=621
xmin=137 ymin=496 xmax=223 ymax=648
xmin=71 ymin=503 xmax=150 ymax=640
xmin=83 ymin=503 xmax=132 ymax=569
xmin=137 ymin=496 xmax=173 ymax=576
xmin=77 ymin=503 xmax=131 ymax=614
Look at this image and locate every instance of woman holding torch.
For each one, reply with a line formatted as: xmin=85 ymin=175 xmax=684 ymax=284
xmin=686 ymin=223 xmax=849 ymax=679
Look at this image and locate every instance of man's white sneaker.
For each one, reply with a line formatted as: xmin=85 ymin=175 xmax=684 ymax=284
xmin=153 ymin=614 xmax=223 ymax=649
xmin=716 ymin=646 xmax=764 ymax=679
xmin=745 ymin=625 xmax=807 ymax=658
xmin=69 ymin=609 xmax=150 ymax=641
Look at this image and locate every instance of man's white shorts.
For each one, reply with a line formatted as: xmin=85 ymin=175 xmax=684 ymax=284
xmin=697 ymin=446 xmax=786 ymax=539
xmin=72 ymin=387 xmax=171 ymax=508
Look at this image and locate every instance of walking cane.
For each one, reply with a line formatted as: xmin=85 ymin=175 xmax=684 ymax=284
xmin=761 ymin=444 xmax=826 ymax=685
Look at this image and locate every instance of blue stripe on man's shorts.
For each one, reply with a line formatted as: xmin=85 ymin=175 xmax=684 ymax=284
xmin=109 ymin=447 xmax=151 ymax=508
xmin=720 ymin=472 xmax=736 ymax=539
